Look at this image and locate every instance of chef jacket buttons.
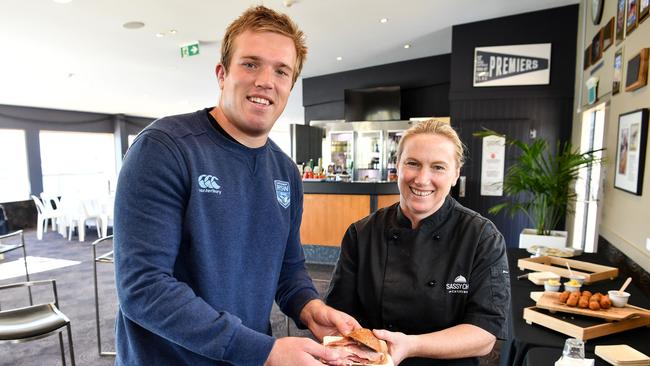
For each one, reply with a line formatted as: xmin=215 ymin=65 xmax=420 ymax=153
xmin=427 ymin=280 xmax=436 ymax=287
xmin=433 ymin=234 xmax=441 ymax=240
xmin=385 ymin=323 xmax=394 ymax=330
xmin=391 ymin=233 xmax=399 ymax=240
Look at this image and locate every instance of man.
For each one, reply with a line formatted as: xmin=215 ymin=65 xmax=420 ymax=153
xmin=114 ymin=6 xmax=358 ymax=365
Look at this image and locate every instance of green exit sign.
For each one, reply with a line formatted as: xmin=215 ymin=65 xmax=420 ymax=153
xmin=180 ymin=42 xmax=200 ymax=58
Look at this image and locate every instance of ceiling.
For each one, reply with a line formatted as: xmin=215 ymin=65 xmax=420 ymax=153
xmin=1 ymin=0 xmax=579 ymax=119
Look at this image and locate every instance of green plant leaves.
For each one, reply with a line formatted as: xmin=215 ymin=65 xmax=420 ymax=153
xmin=473 ymin=129 xmax=603 ymax=235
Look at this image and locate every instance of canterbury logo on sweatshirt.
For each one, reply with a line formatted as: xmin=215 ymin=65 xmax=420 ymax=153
xmin=198 ymin=174 xmax=222 ymax=194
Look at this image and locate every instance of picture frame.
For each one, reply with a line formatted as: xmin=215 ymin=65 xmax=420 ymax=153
xmin=613 ymin=47 xmax=624 ymax=94
xmin=591 ymin=30 xmax=603 ymax=64
xmin=626 ymin=0 xmax=639 ymax=36
xmin=616 ymin=0 xmax=627 ymax=44
xmin=640 ymin=0 xmax=650 ymax=22
xmin=625 ymin=48 xmax=649 ymax=92
xmin=602 ymin=18 xmax=615 ymax=52
xmin=614 ymin=108 xmax=648 ymax=195
xmin=584 ymin=45 xmax=592 ymax=70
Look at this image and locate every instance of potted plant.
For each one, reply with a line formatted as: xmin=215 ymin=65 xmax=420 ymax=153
xmin=473 ymin=129 xmax=603 ymax=249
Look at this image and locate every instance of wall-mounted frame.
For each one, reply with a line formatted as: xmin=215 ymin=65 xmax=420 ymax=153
xmin=591 ymin=29 xmax=603 ymax=65
xmin=640 ymin=0 xmax=650 ymax=21
xmin=584 ymin=45 xmax=592 ymax=70
xmin=616 ymin=0 xmax=627 ymax=44
xmin=625 ymin=47 xmax=648 ymax=92
xmin=626 ymin=0 xmax=639 ymax=36
xmin=614 ymin=108 xmax=648 ymax=195
xmin=591 ymin=30 xmax=603 ymax=64
xmin=602 ymin=17 xmax=615 ymax=52
xmin=613 ymin=47 xmax=624 ymax=94
xmin=472 ymin=43 xmax=551 ymax=87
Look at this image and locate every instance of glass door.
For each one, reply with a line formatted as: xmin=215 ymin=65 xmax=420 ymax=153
xmin=355 ymin=130 xmax=382 ymax=181
xmin=329 ymin=132 xmax=354 ymax=174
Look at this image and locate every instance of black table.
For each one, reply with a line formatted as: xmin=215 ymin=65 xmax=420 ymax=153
xmin=500 ymin=249 xmax=650 ymax=366
xmin=523 ymin=347 xmax=597 ymax=366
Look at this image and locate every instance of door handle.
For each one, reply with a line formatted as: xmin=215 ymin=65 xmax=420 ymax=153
xmin=459 ymin=176 xmax=466 ymax=197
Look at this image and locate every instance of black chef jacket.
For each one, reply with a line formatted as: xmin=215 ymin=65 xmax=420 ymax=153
xmin=325 ymin=196 xmax=510 ymax=366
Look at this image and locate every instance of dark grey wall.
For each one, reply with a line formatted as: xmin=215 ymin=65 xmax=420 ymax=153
xmin=302 ymin=54 xmax=451 ymax=123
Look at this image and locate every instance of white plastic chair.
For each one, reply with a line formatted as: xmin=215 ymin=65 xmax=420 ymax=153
xmin=99 ymin=195 xmax=115 ymax=238
xmin=65 ymin=198 xmax=103 ymax=242
xmin=40 ymin=193 xmax=66 ymax=235
xmin=31 ymin=195 xmax=59 ymax=240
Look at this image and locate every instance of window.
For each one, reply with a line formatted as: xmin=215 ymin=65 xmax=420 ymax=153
xmin=40 ymin=131 xmax=116 ymax=196
xmin=573 ymin=104 xmax=605 ymax=252
xmin=0 ymin=129 xmax=30 ymax=202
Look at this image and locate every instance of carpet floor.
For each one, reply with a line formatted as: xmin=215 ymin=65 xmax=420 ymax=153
xmin=0 ymin=229 xmax=499 ymax=365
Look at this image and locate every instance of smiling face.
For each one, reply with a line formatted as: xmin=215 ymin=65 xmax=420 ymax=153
xmin=397 ymin=133 xmax=460 ymax=228
xmin=215 ymin=30 xmax=296 ymax=147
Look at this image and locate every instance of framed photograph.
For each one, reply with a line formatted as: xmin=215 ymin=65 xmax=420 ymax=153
xmin=616 ymin=0 xmax=627 ymax=44
xmin=641 ymin=0 xmax=650 ymax=21
xmin=591 ymin=31 xmax=603 ymax=64
xmin=614 ymin=109 xmax=648 ymax=195
xmin=627 ymin=0 xmax=639 ymax=36
xmin=584 ymin=45 xmax=592 ymax=70
xmin=602 ymin=18 xmax=615 ymax=51
xmin=625 ymin=48 xmax=649 ymax=92
xmin=613 ymin=48 xmax=624 ymax=94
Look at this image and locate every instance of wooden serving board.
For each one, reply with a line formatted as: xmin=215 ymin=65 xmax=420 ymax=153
xmin=518 ymin=256 xmax=618 ymax=284
xmin=523 ymin=306 xmax=650 ymax=340
xmin=536 ymin=291 xmax=650 ymax=321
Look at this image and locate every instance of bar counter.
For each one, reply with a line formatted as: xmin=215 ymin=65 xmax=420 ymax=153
xmin=300 ymin=181 xmax=399 ymax=247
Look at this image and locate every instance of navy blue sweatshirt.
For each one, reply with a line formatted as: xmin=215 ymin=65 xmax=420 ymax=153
xmin=114 ymin=109 xmax=319 ymax=365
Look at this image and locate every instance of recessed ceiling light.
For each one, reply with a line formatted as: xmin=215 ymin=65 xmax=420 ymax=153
xmin=336 ymin=56 xmax=342 ymax=61
xmin=53 ymin=0 xmax=72 ymax=3
xmin=155 ymin=32 xmax=165 ymax=38
xmin=380 ymin=18 xmax=388 ymax=23
xmin=403 ymin=44 xmax=411 ymax=49
xmin=169 ymin=29 xmax=177 ymax=35
xmin=122 ymin=21 xmax=145 ymax=30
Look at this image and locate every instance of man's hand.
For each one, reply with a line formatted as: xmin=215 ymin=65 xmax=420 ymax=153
xmin=373 ymin=329 xmax=414 ymax=366
xmin=264 ymin=337 xmax=345 ymax=366
xmin=299 ymin=299 xmax=360 ymax=341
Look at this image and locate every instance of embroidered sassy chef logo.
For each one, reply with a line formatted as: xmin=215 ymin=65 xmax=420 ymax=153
xmin=198 ymin=174 xmax=222 ymax=194
xmin=446 ymin=275 xmax=469 ymax=294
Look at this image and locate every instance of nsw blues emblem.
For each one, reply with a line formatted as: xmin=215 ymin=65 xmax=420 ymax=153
xmin=274 ymin=180 xmax=290 ymax=209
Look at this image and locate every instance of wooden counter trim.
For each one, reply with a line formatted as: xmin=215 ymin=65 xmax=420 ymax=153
xmin=377 ymin=195 xmax=400 ymax=210
xmin=300 ymin=194 xmax=370 ymax=246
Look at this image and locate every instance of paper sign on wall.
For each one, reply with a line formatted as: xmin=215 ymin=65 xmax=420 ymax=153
xmin=481 ymin=135 xmax=505 ymax=196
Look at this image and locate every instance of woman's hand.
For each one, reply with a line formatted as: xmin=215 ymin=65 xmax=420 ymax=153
xmin=372 ymin=329 xmax=414 ymax=366
xmin=300 ymin=299 xmax=360 ymax=341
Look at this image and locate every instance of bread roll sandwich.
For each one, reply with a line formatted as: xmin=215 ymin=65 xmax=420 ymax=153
xmin=323 ymin=328 xmax=390 ymax=365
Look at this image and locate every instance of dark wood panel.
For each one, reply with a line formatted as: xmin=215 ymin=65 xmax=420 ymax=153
xmin=450 ymin=97 xmax=574 ymax=247
xmin=449 ymin=4 xmax=578 ymax=100
xmin=303 ymin=55 xmax=450 ymax=106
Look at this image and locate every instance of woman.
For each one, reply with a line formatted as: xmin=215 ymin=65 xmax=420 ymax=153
xmin=325 ymin=119 xmax=510 ymax=366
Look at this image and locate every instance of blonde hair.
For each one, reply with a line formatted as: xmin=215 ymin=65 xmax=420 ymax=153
xmin=220 ymin=5 xmax=307 ymax=84
xmin=396 ymin=119 xmax=466 ymax=169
